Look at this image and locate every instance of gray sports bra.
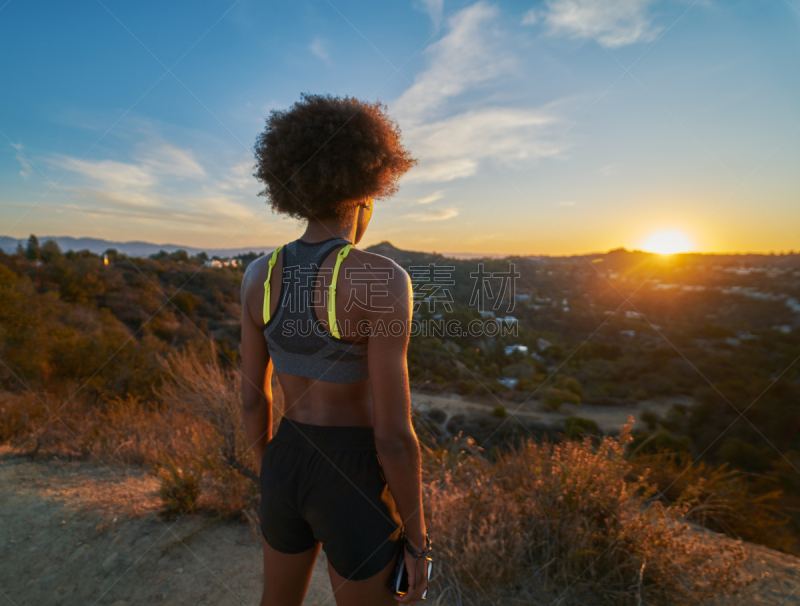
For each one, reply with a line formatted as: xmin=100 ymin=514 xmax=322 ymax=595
xmin=263 ymin=238 xmax=369 ymax=383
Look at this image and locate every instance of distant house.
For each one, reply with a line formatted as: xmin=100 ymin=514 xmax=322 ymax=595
xmin=625 ymin=311 xmax=641 ymax=320
xmin=504 ymin=344 xmax=528 ymax=356
xmin=479 ymin=310 xmax=496 ymax=319
xmin=536 ymin=338 xmax=552 ymax=351
xmin=619 ymin=330 xmax=636 ymax=337
xmin=204 ymin=258 xmax=240 ymax=268
xmin=503 ymin=315 xmax=518 ymax=325
xmin=515 ymin=294 xmax=531 ymax=302
xmin=497 ymin=377 xmax=518 ymax=390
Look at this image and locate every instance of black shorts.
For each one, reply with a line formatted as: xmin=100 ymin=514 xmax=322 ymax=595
xmin=260 ymin=418 xmax=404 ymax=581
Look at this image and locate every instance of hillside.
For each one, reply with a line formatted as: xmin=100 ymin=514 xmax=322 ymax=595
xmin=2 ymin=236 xmax=800 ymax=602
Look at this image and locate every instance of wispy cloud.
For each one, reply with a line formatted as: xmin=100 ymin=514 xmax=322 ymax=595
xmin=414 ymin=191 xmax=445 ymax=204
xmin=40 ymin=128 xmax=268 ymax=235
xmin=521 ymin=8 xmax=537 ymax=25
xmin=403 ymin=107 xmax=560 ymax=183
xmin=310 ymin=38 xmax=331 ymax=63
xmin=413 ymin=0 xmax=444 ymax=27
xmin=540 ymin=0 xmax=661 ymax=47
xmin=11 ymin=142 xmax=33 ymax=179
xmin=393 ymin=2 xmax=513 ymax=124
xmin=395 ymin=2 xmax=561 ymax=184
xmin=404 ymin=207 xmax=459 ymax=221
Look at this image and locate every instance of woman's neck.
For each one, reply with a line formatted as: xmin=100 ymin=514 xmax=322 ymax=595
xmin=301 ymin=218 xmax=356 ymax=244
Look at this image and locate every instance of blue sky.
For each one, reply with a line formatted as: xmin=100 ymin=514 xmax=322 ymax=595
xmin=2 ymin=0 xmax=799 ymax=255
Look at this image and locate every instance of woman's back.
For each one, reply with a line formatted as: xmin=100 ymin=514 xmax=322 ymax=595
xmin=242 ymin=237 xmax=409 ymax=428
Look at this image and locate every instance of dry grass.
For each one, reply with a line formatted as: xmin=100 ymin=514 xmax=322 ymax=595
xmin=629 ymin=452 xmax=792 ymax=553
xmin=421 ymin=420 xmax=751 ymax=605
xmin=0 ymin=354 xmax=770 ymax=604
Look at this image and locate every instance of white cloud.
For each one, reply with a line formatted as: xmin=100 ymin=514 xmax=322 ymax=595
xmin=393 ymin=2 xmax=513 ymax=124
xmin=10 ymin=142 xmax=33 ymax=179
xmin=42 ymin=129 xmax=267 ymax=233
xmin=521 ymin=9 xmax=537 ymax=25
xmin=541 ymin=0 xmax=661 ymax=47
xmin=414 ymin=191 xmax=445 ymax=204
xmin=404 ymin=207 xmax=459 ymax=221
xmin=49 ymin=155 xmax=156 ymax=189
xmin=403 ymin=107 xmax=560 ymax=183
xmin=141 ymin=144 xmax=205 ymax=178
xmin=310 ymin=38 xmax=330 ymax=63
xmin=394 ymin=2 xmax=561 ymax=184
xmin=413 ymin=0 xmax=444 ymax=27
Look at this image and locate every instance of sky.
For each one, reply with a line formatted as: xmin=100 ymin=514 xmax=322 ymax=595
xmin=1 ymin=0 xmax=799 ymax=256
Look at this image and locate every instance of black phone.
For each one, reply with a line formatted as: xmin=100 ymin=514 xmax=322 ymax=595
xmin=392 ymin=554 xmax=433 ymax=599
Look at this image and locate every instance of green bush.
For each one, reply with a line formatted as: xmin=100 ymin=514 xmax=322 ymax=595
xmin=157 ymin=458 xmax=202 ymax=517
xmin=564 ymin=416 xmax=599 ymax=440
xmin=540 ymin=386 xmax=580 ymax=411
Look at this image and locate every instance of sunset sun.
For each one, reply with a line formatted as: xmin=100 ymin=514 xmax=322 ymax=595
xmin=641 ymin=230 xmax=692 ymax=255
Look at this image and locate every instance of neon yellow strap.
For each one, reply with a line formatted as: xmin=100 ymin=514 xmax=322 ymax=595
xmin=328 ymin=244 xmax=352 ymax=339
xmin=263 ymin=246 xmax=283 ymax=325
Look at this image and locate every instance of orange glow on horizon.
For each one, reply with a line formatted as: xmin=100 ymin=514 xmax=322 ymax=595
xmin=640 ymin=230 xmax=693 ymax=255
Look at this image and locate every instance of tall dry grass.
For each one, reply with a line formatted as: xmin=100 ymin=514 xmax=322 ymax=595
xmin=421 ymin=421 xmax=750 ymax=605
xmin=155 ymin=347 xmax=284 ymax=515
xmin=0 ymin=354 xmax=765 ymax=603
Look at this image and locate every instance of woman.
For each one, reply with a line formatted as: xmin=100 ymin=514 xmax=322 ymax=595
xmin=240 ymin=94 xmax=428 ymax=606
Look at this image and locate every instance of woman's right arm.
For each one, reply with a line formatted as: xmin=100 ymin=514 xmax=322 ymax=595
xmin=240 ymin=263 xmax=273 ymax=475
xmin=367 ymin=262 xmax=428 ymax=604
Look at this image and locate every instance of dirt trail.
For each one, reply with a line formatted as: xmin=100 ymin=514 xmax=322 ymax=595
xmin=410 ymin=391 xmax=679 ymax=432
xmin=2 ymin=456 xmax=800 ymax=605
xmin=0 ymin=457 xmax=333 ymax=606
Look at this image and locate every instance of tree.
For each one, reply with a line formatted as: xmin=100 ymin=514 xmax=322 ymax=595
xmin=25 ymin=235 xmax=39 ymax=260
xmin=40 ymin=240 xmax=62 ymax=263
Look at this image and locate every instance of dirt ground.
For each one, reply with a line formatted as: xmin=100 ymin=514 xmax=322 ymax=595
xmin=2 ymin=449 xmax=800 ymax=606
xmin=0 ymin=456 xmax=334 ymax=606
xmin=409 ymin=391 xmax=679 ymax=433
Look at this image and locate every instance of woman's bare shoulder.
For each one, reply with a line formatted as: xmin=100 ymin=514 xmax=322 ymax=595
xmin=241 ymin=253 xmax=274 ymax=294
xmin=346 ymin=248 xmax=409 ymax=286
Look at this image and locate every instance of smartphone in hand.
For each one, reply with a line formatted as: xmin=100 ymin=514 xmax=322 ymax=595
xmin=392 ymin=554 xmax=433 ymax=599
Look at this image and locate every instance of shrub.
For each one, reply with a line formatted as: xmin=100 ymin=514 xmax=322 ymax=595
xmin=540 ymin=386 xmax=580 ymax=411
xmin=157 ymin=457 xmax=202 ymax=517
xmin=629 ymin=451 xmax=791 ymax=552
xmin=157 ymin=347 xmax=265 ymax=514
xmin=492 ymin=406 xmax=507 ymax=418
xmin=422 ymin=420 xmax=748 ymax=604
xmin=563 ymin=416 xmax=599 ymax=440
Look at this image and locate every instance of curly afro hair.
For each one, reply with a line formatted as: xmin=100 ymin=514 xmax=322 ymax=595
xmin=254 ymin=94 xmax=416 ymax=221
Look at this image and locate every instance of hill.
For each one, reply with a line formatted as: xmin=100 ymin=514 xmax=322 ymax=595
xmin=0 ymin=235 xmax=277 ymax=258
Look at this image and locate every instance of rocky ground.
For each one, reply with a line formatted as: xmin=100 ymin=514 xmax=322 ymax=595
xmin=1 ymin=450 xmax=799 ymax=606
xmin=0 ymin=457 xmax=334 ymax=606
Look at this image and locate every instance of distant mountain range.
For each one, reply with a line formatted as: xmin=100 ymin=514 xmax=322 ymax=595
xmin=0 ymin=236 xmax=278 ymax=258
xmin=0 ymin=235 xmax=505 ymax=260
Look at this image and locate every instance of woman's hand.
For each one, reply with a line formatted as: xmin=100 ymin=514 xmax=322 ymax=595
xmin=394 ymin=549 xmax=429 ymax=604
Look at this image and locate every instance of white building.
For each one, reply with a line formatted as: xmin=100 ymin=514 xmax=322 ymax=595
xmin=497 ymin=377 xmax=518 ymax=390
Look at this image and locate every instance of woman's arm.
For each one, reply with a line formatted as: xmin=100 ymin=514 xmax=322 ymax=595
xmin=240 ymin=266 xmax=273 ymax=474
xmin=367 ymin=263 xmax=428 ymax=603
